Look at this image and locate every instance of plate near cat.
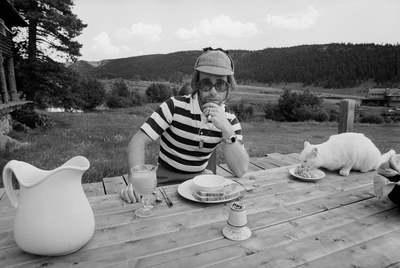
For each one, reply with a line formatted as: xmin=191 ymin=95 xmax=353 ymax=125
xmin=288 ymin=167 xmax=325 ymax=182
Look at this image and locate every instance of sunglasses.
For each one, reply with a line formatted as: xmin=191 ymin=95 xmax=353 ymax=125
xmin=198 ymin=78 xmax=230 ymax=93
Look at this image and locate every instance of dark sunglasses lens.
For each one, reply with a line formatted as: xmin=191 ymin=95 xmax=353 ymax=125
xmin=199 ymin=78 xmax=229 ymax=92
xmin=199 ymin=78 xmax=213 ymax=91
xmin=215 ymin=79 xmax=228 ymax=92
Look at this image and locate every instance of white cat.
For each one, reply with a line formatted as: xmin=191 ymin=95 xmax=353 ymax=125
xmin=300 ymin=132 xmax=395 ymax=176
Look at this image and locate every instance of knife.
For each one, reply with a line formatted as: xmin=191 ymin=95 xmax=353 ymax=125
xmin=159 ymin=187 xmax=173 ymax=207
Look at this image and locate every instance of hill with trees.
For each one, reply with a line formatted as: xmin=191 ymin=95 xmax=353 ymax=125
xmin=73 ymin=43 xmax=400 ymax=88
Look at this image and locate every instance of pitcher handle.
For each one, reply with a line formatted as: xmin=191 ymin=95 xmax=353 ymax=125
xmin=2 ymin=161 xmax=19 ymax=208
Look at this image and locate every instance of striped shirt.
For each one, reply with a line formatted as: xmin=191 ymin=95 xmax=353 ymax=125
xmin=140 ymin=94 xmax=243 ymax=174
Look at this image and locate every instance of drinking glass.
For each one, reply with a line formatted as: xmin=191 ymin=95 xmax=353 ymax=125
xmin=130 ymin=164 xmax=157 ymax=217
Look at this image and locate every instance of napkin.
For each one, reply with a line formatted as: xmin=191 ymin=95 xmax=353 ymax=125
xmin=193 ymin=183 xmax=245 ymax=202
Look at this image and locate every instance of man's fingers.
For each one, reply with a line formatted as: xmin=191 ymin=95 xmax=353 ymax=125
xmin=120 ymin=188 xmax=131 ymax=203
xmin=128 ymin=184 xmax=137 ymax=203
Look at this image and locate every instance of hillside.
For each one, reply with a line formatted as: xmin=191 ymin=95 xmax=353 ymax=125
xmin=71 ymin=43 xmax=400 ymax=88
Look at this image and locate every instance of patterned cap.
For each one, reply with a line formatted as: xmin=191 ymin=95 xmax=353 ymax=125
xmin=194 ymin=50 xmax=234 ymax=75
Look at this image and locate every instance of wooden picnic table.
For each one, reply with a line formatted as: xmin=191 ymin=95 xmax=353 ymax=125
xmin=0 ymin=153 xmax=399 ymax=267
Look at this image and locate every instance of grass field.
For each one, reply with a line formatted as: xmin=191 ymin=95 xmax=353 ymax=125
xmin=1 ymin=104 xmax=399 ymax=187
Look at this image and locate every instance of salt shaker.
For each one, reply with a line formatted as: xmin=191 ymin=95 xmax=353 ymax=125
xmin=227 ymin=201 xmax=248 ymax=227
xmin=222 ymin=201 xmax=252 ymax=241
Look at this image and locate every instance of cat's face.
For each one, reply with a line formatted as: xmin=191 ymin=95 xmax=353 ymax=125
xmin=300 ymin=141 xmax=320 ymax=169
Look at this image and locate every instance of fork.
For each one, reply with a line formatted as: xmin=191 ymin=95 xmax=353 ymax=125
xmin=230 ymin=179 xmax=255 ymax=192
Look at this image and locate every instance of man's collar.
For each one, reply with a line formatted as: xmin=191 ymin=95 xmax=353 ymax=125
xmin=192 ymin=93 xmax=202 ymax=113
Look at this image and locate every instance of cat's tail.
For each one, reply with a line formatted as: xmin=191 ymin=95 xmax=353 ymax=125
xmin=380 ymin=149 xmax=396 ymax=166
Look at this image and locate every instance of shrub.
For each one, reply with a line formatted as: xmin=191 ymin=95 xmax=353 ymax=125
xmin=105 ymin=95 xmax=131 ymax=108
xmin=264 ymin=103 xmax=284 ymax=121
xmin=311 ymin=108 xmax=329 ymax=122
xmin=105 ymin=80 xmax=143 ymax=108
xmin=230 ymin=101 xmax=254 ymax=121
xmin=11 ymin=105 xmax=54 ymax=129
xmin=146 ymin=83 xmax=173 ymax=102
xmin=80 ymin=77 xmax=106 ymax=110
xmin=178 ymin=83 xmax=192 ymax=96
xmin=277 ymin=89 xmax=323 ymax=121
xmin=328 ymin=108 xmax=339 ymax=122
xmin=359 ymin=114 xmax=384 ymax=124
xmin=110 ymin=79 xmax=130 ymax=98
xmin=129 ymin=89 xmax=143 ymax=106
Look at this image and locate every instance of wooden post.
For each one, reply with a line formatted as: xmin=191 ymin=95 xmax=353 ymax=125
xmin=338 ymin=99 xmax=355 ymax=133
xmin=6 ymin=57 xmax=18 ymax=101
xmin=0 ymin=53 xmax=9 ymax=103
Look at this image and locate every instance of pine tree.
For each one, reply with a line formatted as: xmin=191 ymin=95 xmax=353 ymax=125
xmin=13 ymin=0 xmax=87 ymax=62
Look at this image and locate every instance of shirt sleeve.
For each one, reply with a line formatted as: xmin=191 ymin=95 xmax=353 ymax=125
xmin=226 ymin=112 xmax=243 ymax=142
xmin=140 ymin=97 xmax=175 ymax=141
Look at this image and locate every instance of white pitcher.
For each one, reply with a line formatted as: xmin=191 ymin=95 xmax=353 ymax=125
xmin=2 ymin=156 xmax=95 ymax=256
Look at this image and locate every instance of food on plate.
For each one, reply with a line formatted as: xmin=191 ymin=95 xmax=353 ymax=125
xmin=294 ymin=164 xmax=313 ymax=178
xmin=193 ymin=184 xmax=244 ymax=202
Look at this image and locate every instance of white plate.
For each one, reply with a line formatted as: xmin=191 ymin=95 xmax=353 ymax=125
xmin=288 ymin=167 xmax=325 ymax=182
xmin=177 ymin=179 xmax=243 ymax=203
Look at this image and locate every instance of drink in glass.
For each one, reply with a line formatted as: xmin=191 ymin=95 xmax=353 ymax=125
xmin=130 ymin=164 xmax=157 ymax=217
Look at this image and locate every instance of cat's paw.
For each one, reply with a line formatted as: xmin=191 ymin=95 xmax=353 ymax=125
xmin=339 ymin=169 xmax=350 ymax=176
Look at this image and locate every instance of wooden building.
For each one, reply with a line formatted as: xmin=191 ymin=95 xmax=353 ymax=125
xmin=0 ymin=0 xmax=27 ymax=104
xmin=363 ymin=88 xmax=400 ymax=107
xmin=0 ymin=0 xmax=29 ymax=145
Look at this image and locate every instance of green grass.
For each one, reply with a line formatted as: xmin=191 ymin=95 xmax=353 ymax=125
xmin=1 ymin=103 xmax=399 ymax=187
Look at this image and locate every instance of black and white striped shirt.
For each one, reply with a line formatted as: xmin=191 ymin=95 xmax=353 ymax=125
xmin=140 ymin=94 xmax=243 ymax=174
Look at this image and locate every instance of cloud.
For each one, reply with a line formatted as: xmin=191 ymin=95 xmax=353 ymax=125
xmin=116 ymin=22 xmax=162 ymax=42
xmin=176 ymin=14 xmax=259 ymax=41
xmin=92 ymin=32 xmax=124 ymax=56
xmin=266 ymin=6 xmax=320 ymax=30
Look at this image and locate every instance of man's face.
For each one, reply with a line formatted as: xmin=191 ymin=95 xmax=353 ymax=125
xmin=197 ymin=72 xmax=229 ymax=108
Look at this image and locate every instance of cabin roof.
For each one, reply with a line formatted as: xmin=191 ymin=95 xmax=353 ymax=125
xmin=386 ymin=88 xmax=400 ymax=97
xmin=0 ymin=0 xmax=27 ymax=27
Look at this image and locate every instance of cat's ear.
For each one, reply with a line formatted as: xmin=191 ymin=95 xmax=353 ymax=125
xmin=311 ymin=147 xmax=318 ymax=157
xmin=304 ymin=141 xmax=310 ymax=148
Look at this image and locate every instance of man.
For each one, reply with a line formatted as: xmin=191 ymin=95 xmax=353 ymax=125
xmin=121 ymin=48 xmax=249 ymax=203
xmin=374 ymin=154 xmax=400 ymax=205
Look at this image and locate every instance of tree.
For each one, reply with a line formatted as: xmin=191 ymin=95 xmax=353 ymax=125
xmin=80 ymin=77 xmax=106 ymax=110
xmin=12 ymin=0 xmax=88 ymax=108
xmin=145 ymin=83 xmax=173 ymax=103
xmin=13 ymin=0 xmax=87 ymax=62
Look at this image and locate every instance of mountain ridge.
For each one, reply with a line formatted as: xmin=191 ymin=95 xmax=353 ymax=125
xmin=71 ymin=43 xmax=400 ymax=88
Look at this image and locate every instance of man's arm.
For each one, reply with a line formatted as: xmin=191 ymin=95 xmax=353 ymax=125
xmin=203 ymin=102 xmax=249 ymax=177
xmin=221 ymin=130 xmax=249 ymax=178
xmin=122 ymin=130 xmax=154 ymax=203
xmin=126 ymin=130 xmax=153 ymax=181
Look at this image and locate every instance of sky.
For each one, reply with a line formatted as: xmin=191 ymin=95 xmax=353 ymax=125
xmin=72 ymin=0 xmax=400 ymax=62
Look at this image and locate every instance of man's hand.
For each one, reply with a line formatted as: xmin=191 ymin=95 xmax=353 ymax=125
xmin=120 ymin=183 xmax=138 ymax=203
xmin=203 ymin=102 xmax=233 ymax=135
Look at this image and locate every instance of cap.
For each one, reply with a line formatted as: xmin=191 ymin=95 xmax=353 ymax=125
xmin=194 ymin=50 xmax=234 ymax=76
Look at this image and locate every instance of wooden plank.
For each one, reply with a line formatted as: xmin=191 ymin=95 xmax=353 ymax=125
xmin=216 ymin=165 xmax=232 ymax=176
xmin=267 ymin=153 xmax=299 ymax=166
xmin=204 ymin=208 xmax=400 ymax=268
xmin=338 ymin=99 xmax=355 ymax=133
xmin=0 ymin=188 xmax=4 ymax=200
xmin=285 ymin=153 xmax=302 ymax=163
xmin=1 ymin=185 xmax=376 ymax=267
xmin=103 ymin=176 xmax=126 ymax=195
xmin=250 ymin=157 xmax=281 ymax=169
xmin=0 ymin=165 xmax=371 ymax=219
xmin=82 ymin=182 xmax=105 ymax=197
xmin=218 ymin=162 xmax=264 ymax=175
xmin=134 ymin=197 xmax=394 ymax=268
xmin=296 ymin=229 xmax=400 ymax=268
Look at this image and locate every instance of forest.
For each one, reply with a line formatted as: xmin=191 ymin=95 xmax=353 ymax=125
xmin=74 ymin=43 xmax=400 ymax=88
